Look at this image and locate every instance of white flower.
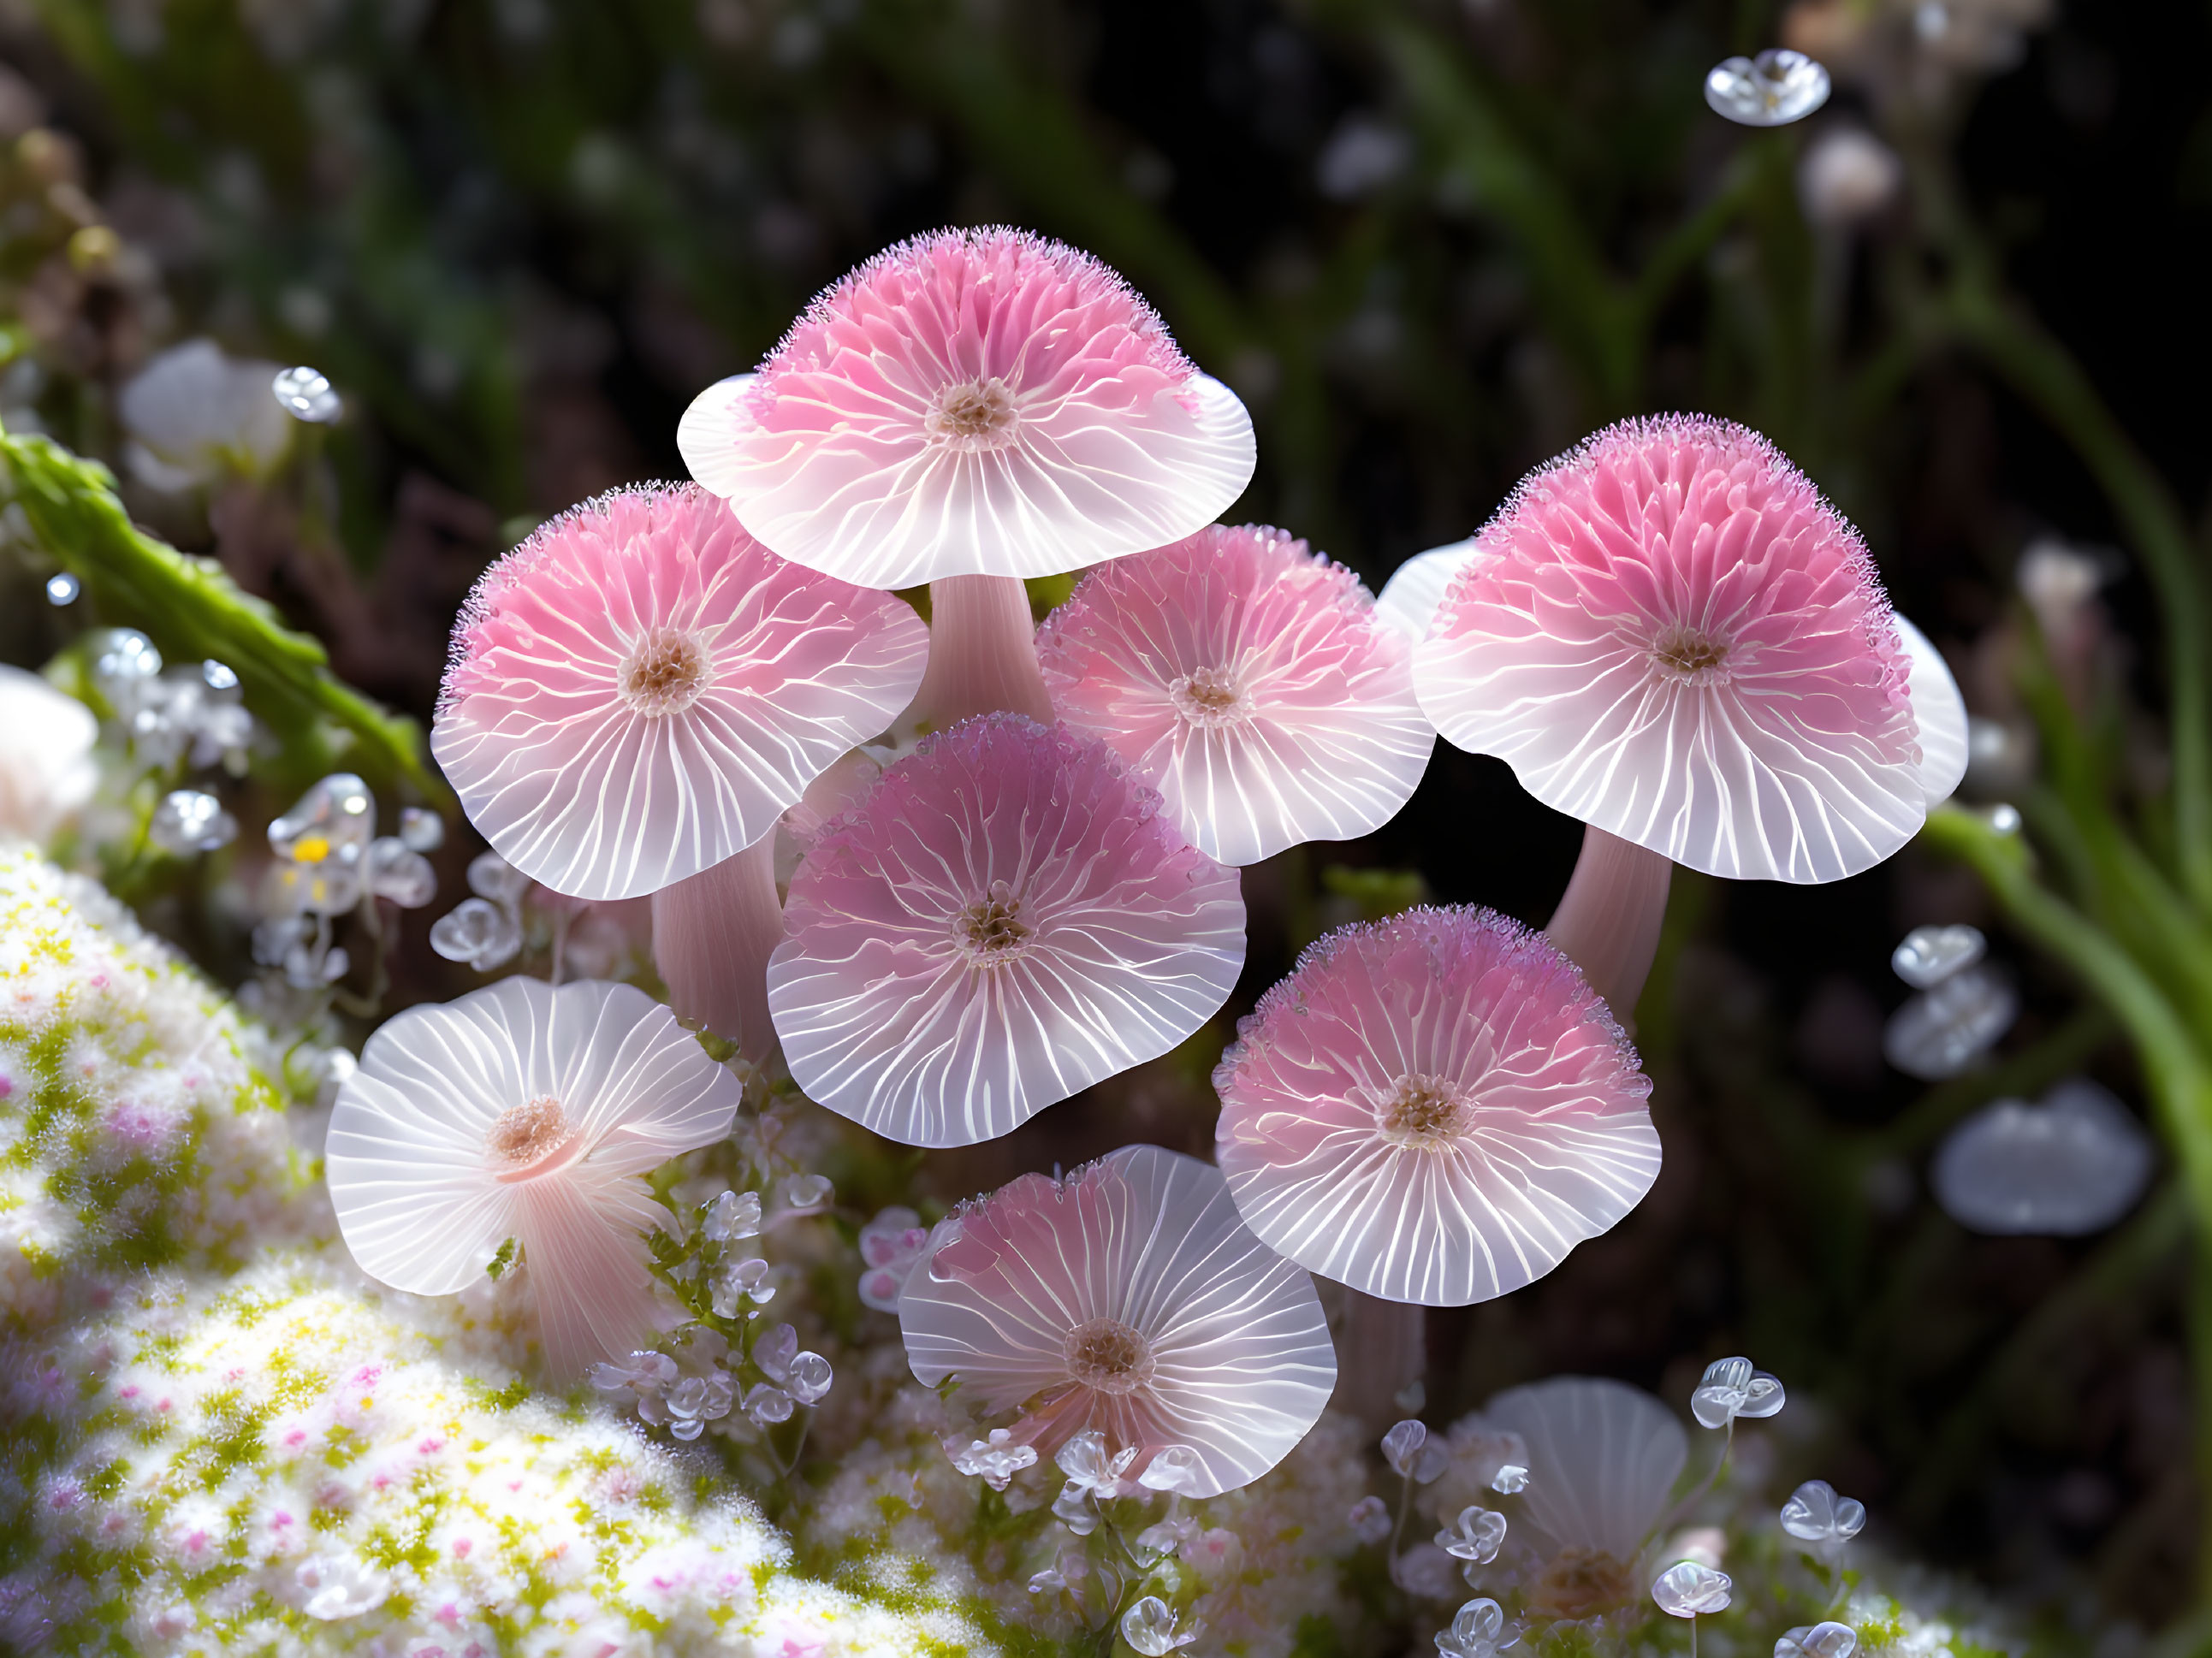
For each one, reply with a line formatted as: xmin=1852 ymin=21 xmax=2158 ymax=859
xmin=324 ymin=976 xmax=745 ymax=1377
xmin=1781 ymin=1479 xmax=1868 ymax=1545
xmin=1383 ymin=1418 xmax=1448 ymax=1483
xmin=1436 ymin=1506 xmax=1507 ymax=1564
xmin=1057 ymin=1428 xmax=1140 ymax=1497
xmin=118 ymin=338 xmax=294 ymax=489
xmin=1436 ymin=1597 xmax=1518 ymax=1658
xmin=949 ymin=1427 xmax=1037 ymax=1491
xmin=1121 ymin=1594 xmax=1200 ymax=1655
xmin=0 ymin=668 xmax=94 ymax=845
xmin=1652 ymin=1560 xmax=1732 ymax=1618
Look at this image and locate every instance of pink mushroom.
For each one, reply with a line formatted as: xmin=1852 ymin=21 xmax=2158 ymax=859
xmin=1213 ymin=905 xmax=1659 ymax=1306
xmin=898 ymin=1143 xmax=1337 ymax=1496
xmin=432 ymin=483 xmax=928 ymax=1054
xmin=765 ymin=714 xmax=1245 ymax=1146
xmin=1035 ymin=524 xmax=1434 ymax=866
xmin=678 ymin=227 xmax=1254 ymax=732
xmin=1409 ymin=417 xmax=1966 ymax=1009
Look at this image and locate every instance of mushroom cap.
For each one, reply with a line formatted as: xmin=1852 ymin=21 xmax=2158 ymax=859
xmin=768 ymin=714 xmax=1247 ymax=1146
xmin=1213 ymin=905 xmax=1659 ymax=1306
xmin=1036 ymin=524 xmax=1434 ymax=865
xmin=1893 ymin=613 xmax=1969 ymax=808
xmin=325 ymin=976 xmax=743 ymax=1377
xmin=677 ymin=227 xmax=1255 ymax=589
xmin=897 ymin=1143 xmax=1336 ymax=1497
xmin=1414 ymin=416 xmax=1924 ymax=883
xmin=433 ymin=483 xmax=929 ymax=902
xmin=1480 ymin=1376 xmax=1687 ymax=1563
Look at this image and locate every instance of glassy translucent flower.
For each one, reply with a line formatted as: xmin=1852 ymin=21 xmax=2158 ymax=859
xmin=1883 ymin=963 xmax=2016 ymax=1080
xmin=1138 ymin=1443 xmax=1206 ymax=1495
xmin=325 ymin=977 xmax=744 ymax=1377
xmin=1652 ymin=1560 xmax=1733 ymax=1617
xmin=0 ymin=667 xmax=95 ymax=843
xmin=434 ymin=483 xmax=928 ymax=901
xmin=950 ymin=1427 xmax=1038 ymax=1491
xmin=1414 ymin=417 xmax=1936 ymax=884
xmin=768 ymin=715 xmax=1246 ymax=1146
xmin=1436 ymin=1598 xmax=1517 ymax=1658
xmin=679 ymin=226 xmax=1254 ymax=589
xmin=1704 ymin=49 xmax=1830 ymax=125
xmin=1058 ymin=1428 xmax=1141 ymax=1496
xmin=271 ymin=364 xmax=341 ymax=423
xmin=1931 ymin=1079 xmax=2153 ymax=1235
xmin=1215 ymin=906 xmax=1659 ymax=1306
xmin=1776 ymin=1622 xmax=1859 ymax=1658
xmin=148 ymin=790 xmax=237 ymax=856
xmin=1121 ymin=1596 xmax=1200 ymax=1656
xmin=898 ymin=1144 xmax=1335 ymax=1497
xmin=1476 ymin=1377 xmax=1687 ymax=1617
xmin=1779 ymin=1479 xmax=1867 ymax=1546
xmin=1892 ymin=923 xmax=1984 ymax=989
xmin=1438 ymin=1506 xmax=1508 ymax=1564
xmin=1692 ymin=1357 xmax=1786 ymax=1429
xmin=1384 ymin=1419 xmax=1450 ymax=1483
xmin=119 ymin=338 xmax=294 ymax=489
xmin=1036 ymin=524 xmax=1433 ymax=865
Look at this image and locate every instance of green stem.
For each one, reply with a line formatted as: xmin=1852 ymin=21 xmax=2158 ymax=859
xmin=1943 ymin=275 xmax=2212 ymax=913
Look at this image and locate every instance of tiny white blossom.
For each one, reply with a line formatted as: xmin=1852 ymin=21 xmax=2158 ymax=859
xmin=1690 ymin=1356 xmax=1785 ymax=1430
xmin=1436 ymin=1597 xmax=1518 ymax=1658
xmin=1383 ymin=1418 xmax=1447 ymax=1482
xmin=1348 ymin=1495 xmax=1393 ymax=1544
xmin=1121 ymin=1595 xmax=1200 ymax=1655
xmin=1652 ymin=1560 xmax=1733 ymax=1618
xmin=950 ymin=1427 xmax=1037 ymax=1490
xmin=702 ymin=1188 xmax=763 ymax=1241
xmin=1436 ymin=1506 xmax=1506 ymax=1564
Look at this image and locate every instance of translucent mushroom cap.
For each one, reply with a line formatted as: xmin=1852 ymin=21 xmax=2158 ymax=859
xmin=1037 ymin=524 xmax=1434 ymax=865
xmin=1213 ymin=906 xmax=1659 ymax=1306
xmin=324 ymin=977 xmax=744 ymax=1377
xmin=1414 ymin=416 xmax=1931 ymax=883
xmin=677 ymin=227 xmax=1255 ymax=589
xmin=1481 ymin=1376 xmax=1687 ymax=1565
xmin=432 ymin=483 xmax=929 ymax=901
xmin=767 ymin=714 xmax=1247 ymax=1146
xmin=897 ymin=1143 xmax=1337 ymax=1497
xmin=1931 ymin=1078 xmax=2154 ymax=1235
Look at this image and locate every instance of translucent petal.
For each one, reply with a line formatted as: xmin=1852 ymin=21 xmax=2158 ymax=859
xmin=1894 ymin=614 xmax=1968 ymax=807
xmin=1215 ymin=907 xmax=1659 ymax=1306
xmin=768 ymin=716 xmax=1246 ymax=1146
xmin=678 ymin=231 xmax=1255 ymax=587
xmin=1414 ymin=417 xmax=1925 ymax=883
xmin=897 ymin=1144 xmax=1337 ymax=1498
xmin=1039 ymin=525 xmax=1435 ymax=865
xmin=1482 ymin=1376 xmax=1687 ymax=1562
xmin=434 ymin=483 xmax=928 ymax=901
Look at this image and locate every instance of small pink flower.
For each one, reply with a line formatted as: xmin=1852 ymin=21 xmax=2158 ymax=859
xmin=899 ymin=1145 xmax=1335 ymax=1497
xmin=1215 ymin=906 xmax=1659 ymax=1306
xmin=326 ymin=977 xmax=745 ymax=1377
xmin=1037 ymin=524 xmax=1433 ymax=865
xmin=679 ymin=227 xmax=1254 ymax=588
xmin=434 ymin=483 xmax=928 ymax=901
xmin=1414 ymin=416 xmax=1936 ymax=882
xmin=768 ymin=715 xmax=1245 ymax=1146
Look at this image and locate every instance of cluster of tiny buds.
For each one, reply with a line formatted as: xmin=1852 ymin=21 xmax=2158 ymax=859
xmin=587 ymin=1320 xmax=832 ymax=1440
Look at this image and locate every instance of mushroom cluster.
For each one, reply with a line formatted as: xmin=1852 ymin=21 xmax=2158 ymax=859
xmin=327 ymin=223 xmax=1964 ymax=1527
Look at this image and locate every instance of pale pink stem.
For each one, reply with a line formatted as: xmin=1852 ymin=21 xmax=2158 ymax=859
xmin=651 ymin=832 xmax=783 ymax=1063
xmin=1544 ymin=824 xmax=1674 ymax=1018
xmin=1331 ymin=1289 xmax=1426 ymax=1431
xmin=904 ymin=573 xmax=1054 ymax=730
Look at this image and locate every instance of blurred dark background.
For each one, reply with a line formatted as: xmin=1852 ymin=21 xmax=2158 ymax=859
xmin=0 ymin=0 xmax=2203 ymax=1641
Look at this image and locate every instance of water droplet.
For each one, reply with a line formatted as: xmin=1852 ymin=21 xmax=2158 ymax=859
xmin=271 ymin=365 xmax=342 ymax=423
xmin=91 ymin=628 xmax=162 ymax=688
xmin=1933 ymin=1078 xmax=2154 ymax=1235
xmin=44 ymin=572 xmax=78 ymax=606
xmin=1704 ymin=49 xmax=1831 ymax=126
xmin=201 ymin=659 xmax=239 ymax=692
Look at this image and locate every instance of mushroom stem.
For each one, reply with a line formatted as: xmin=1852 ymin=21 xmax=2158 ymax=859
xmin=905 ymin=574 xmax=1054 ymax=730
xmin=651 ymin=832 xmax=783 ymax=1063
xmin=1330 ymin=1288 xmax=1426 ymax=1431
xmin=1545 ymin=825 xmax=1674 ymax=1016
